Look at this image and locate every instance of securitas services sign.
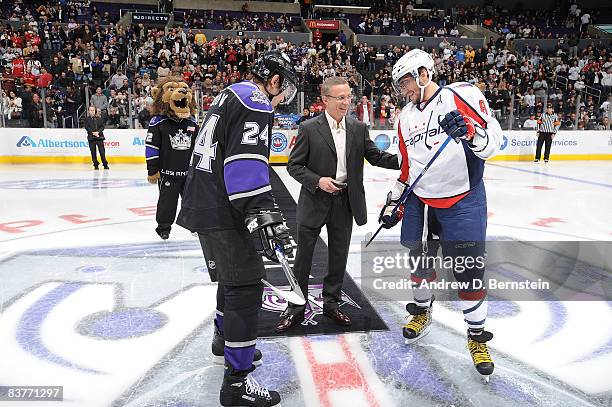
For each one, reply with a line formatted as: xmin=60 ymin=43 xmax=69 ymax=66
xmin=132 ymin=12 xmax=170 ymax=25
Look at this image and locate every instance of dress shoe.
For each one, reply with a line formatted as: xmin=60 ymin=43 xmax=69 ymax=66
xmin=275 ymin=311 xmax=304 ymax=333
xmin=322 ymin=308 xmax=351 ymax=326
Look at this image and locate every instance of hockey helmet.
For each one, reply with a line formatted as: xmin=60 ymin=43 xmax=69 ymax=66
xmin=392 ymin=49 xmax=435 ymax=94
xmin=251 ymin=50 xmax=298 ymax=105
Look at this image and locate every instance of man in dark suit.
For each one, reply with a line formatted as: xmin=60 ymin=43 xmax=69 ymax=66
xmin=276 ymin=76 xmax=399 ymax=332
xmin=84 ymin=105 xmax=109 ymax=170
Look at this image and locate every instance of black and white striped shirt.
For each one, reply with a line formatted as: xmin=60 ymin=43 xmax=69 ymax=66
xmin=538 ymin=112 xmax=560 ymax=134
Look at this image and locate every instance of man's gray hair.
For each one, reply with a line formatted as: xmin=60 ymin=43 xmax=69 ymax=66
xmin=321 ymin=76 xmax=349 ymax=96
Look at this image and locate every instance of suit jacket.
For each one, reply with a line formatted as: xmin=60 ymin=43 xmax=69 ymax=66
xmin=84 ymin=115 xmax=105 ymax=141
xmin=288 ymin=113 xmax=399 ymax=228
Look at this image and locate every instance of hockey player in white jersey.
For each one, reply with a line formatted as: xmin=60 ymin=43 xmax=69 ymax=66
xmin=379 ymin=49 xmax=503 ymax=379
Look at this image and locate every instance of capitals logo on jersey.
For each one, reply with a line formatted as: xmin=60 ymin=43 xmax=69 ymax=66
xmin=169 ymin=129 xmax=192 ymax=150
xmin=396 ymin=82 xmax=503 ymax=199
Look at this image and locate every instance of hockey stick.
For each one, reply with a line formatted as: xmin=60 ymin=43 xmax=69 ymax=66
xmin=261 ymin=244 xmax=306 ymax=306
xmin=365 ymin=134 xmax=456 ymax=247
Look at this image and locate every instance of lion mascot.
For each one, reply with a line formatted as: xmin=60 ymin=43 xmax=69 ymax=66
xmin=145 ymin=77 xmax=199 ymax=240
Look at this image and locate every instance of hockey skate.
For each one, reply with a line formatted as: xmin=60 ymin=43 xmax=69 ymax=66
xmin=467 ymin=329 xmax=495 ymax=382
xmin=212 ymin=321 xmax=262 ymax=366
xmin=220 ymin=364 xmax=281 ymax=407
xmin=402 ymin=296 xmax=434 ymax=344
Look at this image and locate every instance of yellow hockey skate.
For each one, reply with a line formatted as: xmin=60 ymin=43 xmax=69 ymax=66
xmin=402 ymin=297 xmax=434 ymax=344
xmin=467 ymin=329 xmax=495 ymax=382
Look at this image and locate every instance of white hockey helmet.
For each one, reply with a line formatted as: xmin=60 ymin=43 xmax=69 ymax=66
xmin=392 ymin=49 xmax=435 ymax=95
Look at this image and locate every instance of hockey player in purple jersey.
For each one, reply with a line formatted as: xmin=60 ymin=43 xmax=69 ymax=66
xmin=177 ymin=50 xmax=297 ymax=406
xmin=379 ymin=49 xmax=503 ymax=380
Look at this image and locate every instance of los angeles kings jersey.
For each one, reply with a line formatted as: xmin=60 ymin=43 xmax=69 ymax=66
xmin=396 ymin=82 xmax=503 ymax=200
xmin=177 ymin=81 xmax=276 ymax=232
xmin=145 ymin=116 xmax=198 ymax=177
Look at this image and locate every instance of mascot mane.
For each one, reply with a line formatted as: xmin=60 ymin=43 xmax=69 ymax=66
xmin=150 ymin=76 xmax=196 ymax=119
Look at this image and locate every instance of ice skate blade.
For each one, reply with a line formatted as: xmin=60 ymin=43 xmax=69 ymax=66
xmin=220 ymin=403 xmax=281 ymax=407
xmin=482 ymin=374 xmax=491 ymax=384
xmin=213 ymin=355 xmax=262 ymax=367
xmin=403 ymin=326 xmax=430 ymax=344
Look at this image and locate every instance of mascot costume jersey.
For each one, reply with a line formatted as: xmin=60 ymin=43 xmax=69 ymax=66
xmin=145 ymin=77 xmax=199 ymax=239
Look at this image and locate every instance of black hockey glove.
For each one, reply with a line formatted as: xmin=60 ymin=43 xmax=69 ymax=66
xmin=245 ymin=209 xmax=293 ymax=263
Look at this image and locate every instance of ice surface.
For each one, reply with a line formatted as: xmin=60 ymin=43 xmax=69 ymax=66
xmin=0 ymin=162 xmax=610 ymax=406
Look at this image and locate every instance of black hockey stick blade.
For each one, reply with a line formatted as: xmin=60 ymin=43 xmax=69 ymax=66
xmin=365 ymin=225 xmax=383 ymax=247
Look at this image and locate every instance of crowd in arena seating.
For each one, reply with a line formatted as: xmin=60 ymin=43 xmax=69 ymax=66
xmin=456 ymin=4 xmax=598 ymax=40
xmin=316 ymin=1 xmax=600 ymax=40
xmin=0 ymin=1 xmax=611 ymax=131
xmin=2 ymin=1 xmax=119 ymax=26
xmin=353 ymin=36 xmax=611 ymax=130
xmin=179 ymin=10 xmax=296 ymax=33
xmin=314 ymin=4 xmax=461 ymax=38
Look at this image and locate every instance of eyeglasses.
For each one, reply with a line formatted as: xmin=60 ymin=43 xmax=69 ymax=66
xmin=325 ymin=94 xmax=354 ymax=102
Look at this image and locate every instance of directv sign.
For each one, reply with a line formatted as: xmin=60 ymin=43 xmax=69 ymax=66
xmin=132 ymin=12 xmax=170 ymax=25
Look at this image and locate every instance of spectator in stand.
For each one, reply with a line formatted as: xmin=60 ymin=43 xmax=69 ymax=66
xmin=5 ymin=90 xmax=22 ymax=120
xmin=311 ymin=96 xmax=324 ymax=115
xmin=157 ymin=61 xmax=170 ymax=79
xmin=523 ymin=114 xmax=538 ymax=129
xmin=110 ymin=70 xmax=128 ymax=90
xmin=356 ymin=95 xmax=372 ymax=128
xmin=296 ymin=108 xmax=311 ymax=125
xmin=137 ymin=99 xmax=152 ymax=129
xmin=20 ymin=85 xmax=34 ymax=123
xmin=523 ymin=88 xmax=536 ymax=115
xmin=90 ymin=87 xmax=109 ymax=119
xmin=37 ymin=67 xmax=53 ymax=88
xmin=91 ymin=56 xmax=105 ymax=87
xmin=533 ymin=75 xmax=548 ymax=106
xmin=28 ymin=93 xmax=44 ymax=128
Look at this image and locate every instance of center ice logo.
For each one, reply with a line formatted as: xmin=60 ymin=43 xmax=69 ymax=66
xmin=0 ymin=281 xmax=216 ymax=406
xmin=262 ymin=283 xmax=360 ymax=325
xmin=16 ymin=136 xmax=36 ymax=147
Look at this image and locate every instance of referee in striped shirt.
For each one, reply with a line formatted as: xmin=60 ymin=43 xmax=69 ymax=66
xmin=534 ymin=104 xmax=561 ymax=163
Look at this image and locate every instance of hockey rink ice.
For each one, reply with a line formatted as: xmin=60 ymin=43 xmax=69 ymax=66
xmin=0 ymin=161 xmax=611 ymax=407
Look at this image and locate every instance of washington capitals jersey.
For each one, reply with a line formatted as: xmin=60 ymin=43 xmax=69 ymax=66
xmin=177 ymin=81 xmax=276 ymax=232
xmin=145 ymin=115 xmax=198 ymax=177
xmin=396 ymin=82 xmax=502 ymax=200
